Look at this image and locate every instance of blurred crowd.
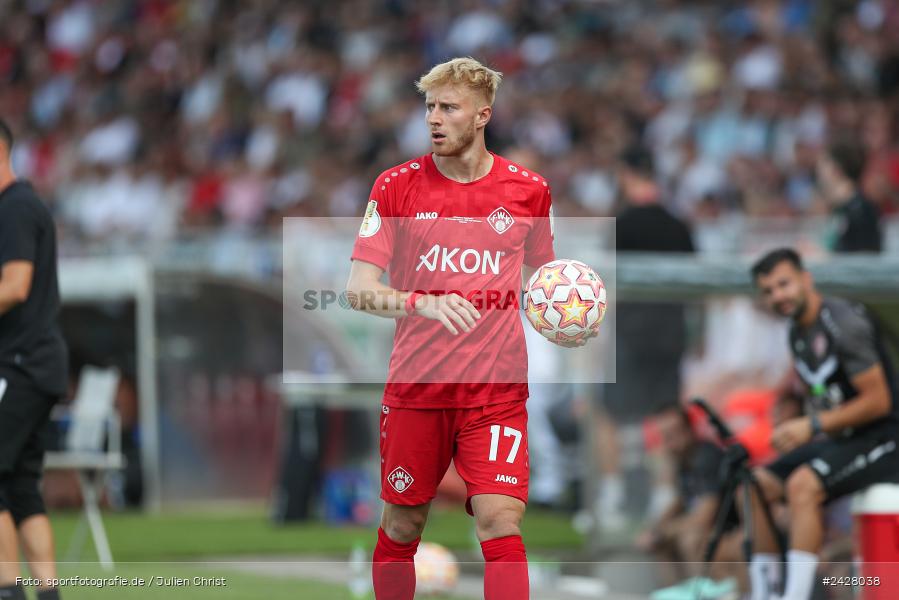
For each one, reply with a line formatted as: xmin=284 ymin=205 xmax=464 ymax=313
xmin=3 ymin=0 xmax=899 ymax=245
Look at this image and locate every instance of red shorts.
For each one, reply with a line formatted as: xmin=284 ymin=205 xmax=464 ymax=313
xmin=379 ymin=400 xmax=529 ymax=514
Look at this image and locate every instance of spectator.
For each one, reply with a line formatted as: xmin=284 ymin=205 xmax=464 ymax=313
xmin=817 ymin=138 xmax=883 ymax=252
xmin=0 ymin=0 xmax=896 ymax=251
xmin=636 ymin=405 xmax=743 ymax=593
xmin=593 ymin=147 xmax=694 ymax=531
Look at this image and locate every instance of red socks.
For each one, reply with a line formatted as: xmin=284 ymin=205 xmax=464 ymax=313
xmin=481 ymin=534 xmax=529 ymax=600
xmin=372 ymin=527 xmax=419 ymax=600
xmin=372 ymin=529 xmax=528 ymax=599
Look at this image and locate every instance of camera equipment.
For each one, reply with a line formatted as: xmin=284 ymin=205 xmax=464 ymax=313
xmin=690 ymin=398 xmax=786 ymax=599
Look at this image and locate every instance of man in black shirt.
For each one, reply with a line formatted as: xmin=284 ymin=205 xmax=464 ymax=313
xmin=593 ymin=147 xmax=694 ymax=529
xmin=744 ymin=248 xmax=899 ymax=600
xmin=0 ymin=119 xmax=65 ymax=600
xmin=612 ymin=148 xmax=694 ymax=421
xmin=817 ymin=139 xmax=882 ymax=253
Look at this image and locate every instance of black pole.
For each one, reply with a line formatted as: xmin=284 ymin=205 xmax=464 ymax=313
xmin=688 ymin=398 xmax=787 ymax=599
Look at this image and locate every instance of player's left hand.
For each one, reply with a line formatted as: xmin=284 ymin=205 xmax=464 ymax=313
xmin=771 ymin=417 xmax=813 ymax=453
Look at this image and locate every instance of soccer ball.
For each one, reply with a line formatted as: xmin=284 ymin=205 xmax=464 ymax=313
xmin=414 ymin=542 xmax=459 ymax=595
xmin=524 ymin=259 xmax=606 ymax=345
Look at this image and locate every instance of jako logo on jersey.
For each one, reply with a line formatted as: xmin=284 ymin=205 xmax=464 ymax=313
xmin=487 ymin=207 xmax=514 ymax=235
xmin=416 ymin=244 xmax=501 ymax=275
xmin=494 ymin=474 xmax=518 ymax=484
xmin=416 ymin=211 xmax=438 ymax=220
xmin=388 ymin=467 xmax=414 ymax=493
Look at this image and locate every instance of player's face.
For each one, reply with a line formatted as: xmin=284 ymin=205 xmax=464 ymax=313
xmin=756 ymin=261 xmax=809 ymax=318
xmin=425 ymin=85 xmax=484 ymax=156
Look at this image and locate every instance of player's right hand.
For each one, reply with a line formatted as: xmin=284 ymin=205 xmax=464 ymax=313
xmin=554 ymin=327 xmax=599 ymax=348
xmin=414 ymin=293 xmax=481 ymax=335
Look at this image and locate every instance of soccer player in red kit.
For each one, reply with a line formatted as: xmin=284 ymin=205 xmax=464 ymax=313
xmin=347 ymin=58 xmax=575 ymax=600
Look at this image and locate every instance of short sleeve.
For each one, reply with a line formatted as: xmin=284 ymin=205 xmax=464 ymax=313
xmin=523 ymin=185 xmax=555 ymax=268
xmin=350 ymin=174 xmax=397 ymax=271
xmin=0 ymin=196 xmax=37 ymax=266
xmin=835 ymin=305 xmax=880 ymax=377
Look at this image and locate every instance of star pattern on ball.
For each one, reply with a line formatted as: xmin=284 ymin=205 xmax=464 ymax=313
xmin=572 ymin=261 xmax=596 ymax=285
xmin=571 ymin=261 xmax=604 ymax=298
xmin=526 ymin=294 xmax=555 ymax=335
xmin=552 ymin=288 xmax=595 ymax=329
xmin=532 ymin=263 xmax=570 ymax=300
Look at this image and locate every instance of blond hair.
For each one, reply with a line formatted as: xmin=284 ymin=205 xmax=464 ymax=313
xmin=415 ymin=57 xmax=503 ymax=106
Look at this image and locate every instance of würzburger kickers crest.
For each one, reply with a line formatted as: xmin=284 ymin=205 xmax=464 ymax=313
xmin=388 ymin=466 xmax=414 ymax=493
xmin=487 ymin=206 xmax=514 ymax=235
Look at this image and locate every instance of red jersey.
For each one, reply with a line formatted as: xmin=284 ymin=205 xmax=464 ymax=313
xmin=351 ymin=152 xmax=555 ymax=409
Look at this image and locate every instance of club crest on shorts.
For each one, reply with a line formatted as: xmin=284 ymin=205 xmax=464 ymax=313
xmin=388 ymin=466 xmax=414 ymax=493
xmin=487 ymin=207 xmax=514 ymax=235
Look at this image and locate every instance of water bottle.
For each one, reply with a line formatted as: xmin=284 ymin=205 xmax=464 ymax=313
xmin=348 ymin=540 xmax=371 ymax=599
